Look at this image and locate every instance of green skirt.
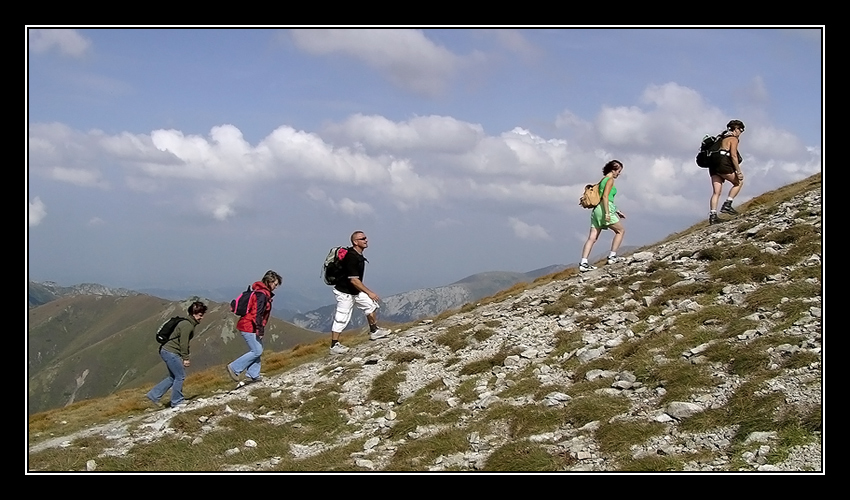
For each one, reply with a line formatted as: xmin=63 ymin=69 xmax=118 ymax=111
xmin=591 ymin=202 xmax=618 ymax=229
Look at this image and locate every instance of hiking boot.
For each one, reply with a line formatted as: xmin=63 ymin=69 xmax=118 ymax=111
xmin=709 ymin=213 xmax=720 ymax=225
xmin=226 ymin=364 xmax=240 ymax=382
xmin=579 ymin=263 xmax=597 ymax=272
xmin=369 ymin=328 xmax=391 ymax=341
xmin=720 ymin=201 xmax=738 ymax=215
xmin=330 ymin=343 xmax=350 ymax=355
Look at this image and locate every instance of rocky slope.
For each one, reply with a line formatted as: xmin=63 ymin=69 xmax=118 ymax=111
xmin=28 ymin=177 xmax=822 ymax=472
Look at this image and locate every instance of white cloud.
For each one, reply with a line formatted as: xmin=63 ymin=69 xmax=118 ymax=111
xmin=290 ymin=28 xmax=461 ymax=97
xmin=28 ymin=78 xmax=820 ymax=224
xmin=508 ymin=217 xmax=551 ymax=240
xmin=193 ymin=187 xmax=245 ymax=221
xmin=29 ymin=197 xmax=47 ymax=226
xmin=324 ymin=114 xmax=485 ymax=154
xmin=598 ymin=82 xmax=725 ymax=152
xmin=465 ymin=180 xmax=572 ymax=207
xmin=88 ymin=217 xmax=105 ymax=226
xmin=387 ymin=160 xmax=443 ymax=210
xmin=48 ymin=167 xmax=109 ymax=189
xmin=597 ymin=105 xmax=652 ymax=147
xmin=28 ymin=29 xmax=91 ymax=57
xmin=334 ymin=198 xmax=374 ymax=217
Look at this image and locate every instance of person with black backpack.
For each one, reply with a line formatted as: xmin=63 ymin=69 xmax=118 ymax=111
xmin=225 ymin=270 xmax=281 ymax=384
xmin=328 ymin=231 xmax=390 ymax=355
xmin=146 ymin=301 xmax=207 ymax=409
xmin=708 ymin=119 xmax=746 ymax=224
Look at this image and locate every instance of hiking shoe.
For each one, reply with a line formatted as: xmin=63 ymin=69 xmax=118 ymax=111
xmin=709 ymin=213 xmax=720 ymax=225
xmin=329 ymin=343 xmax=350 ymax=355
xmin=607 ymin=256 xmax=622 ymax=265
xmin=369 ymin=328 xmax=391 ymax=341
xmin=226 ymin=364 xmax=240 ymax=382
xmin=720 ymin=201 xmax=738 ymax=215
xmin=579 ymin=263 xmax=597 ymax=272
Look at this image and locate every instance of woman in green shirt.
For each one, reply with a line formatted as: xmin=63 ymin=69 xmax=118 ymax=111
xmin=579 ymin=160 xmax=626 ymax=272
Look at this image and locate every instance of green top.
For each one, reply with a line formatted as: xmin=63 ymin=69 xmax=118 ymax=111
xmin=598 ymin=176 xmax=617 ymax=204
xmin=161 ymin=316 xmax=199 ymax=360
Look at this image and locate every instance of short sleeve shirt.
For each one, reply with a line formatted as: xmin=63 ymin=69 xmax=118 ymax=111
xmin=334 ymin=249 xmax=367 ymax=295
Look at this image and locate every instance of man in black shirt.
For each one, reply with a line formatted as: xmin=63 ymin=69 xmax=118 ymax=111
xmin=329 ymin=231 xmax=391 ymax=354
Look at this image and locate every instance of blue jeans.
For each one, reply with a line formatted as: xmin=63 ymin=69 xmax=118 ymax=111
xmin=147 ymin=349 xmax=186 ymax=407
xmin=229 ymin=331 xmax=263 ymax=380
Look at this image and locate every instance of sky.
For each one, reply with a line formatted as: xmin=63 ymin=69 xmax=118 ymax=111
xmin=26 ymin=27 xmax=823 ymax=302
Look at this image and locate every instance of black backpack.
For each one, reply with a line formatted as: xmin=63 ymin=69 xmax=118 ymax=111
xmin=156 ymin=316 xmax=187 ymax=345
xmin=695 ymin=134 xmax=723 ymax=168
xmin=230 ymin=286 xmax=255 ymax=316
xmin=321 ymin=246 xmax=350 ymax=285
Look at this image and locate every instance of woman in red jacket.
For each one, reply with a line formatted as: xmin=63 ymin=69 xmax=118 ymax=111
xmin=226 ymin=270 xmax=281 ymax=384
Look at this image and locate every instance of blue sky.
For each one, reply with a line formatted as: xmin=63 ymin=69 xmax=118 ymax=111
xmin=27 ymin=27 xmax=823 ymax=302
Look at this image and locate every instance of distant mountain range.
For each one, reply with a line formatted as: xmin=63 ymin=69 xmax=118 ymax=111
xmin=28 ymin=281 xmax=142 ymax=309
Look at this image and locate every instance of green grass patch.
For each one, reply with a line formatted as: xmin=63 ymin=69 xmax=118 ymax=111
xmin=484 ymin=402 xmax=569 ymax=438
xmin=680 ymin=379 xmax=782 ymax=443
xmin=711 ymin=263 xmax=782 ymax=284
xmin=459 ymin=347 xmax=520 ymax=376
xmin=650 ymin=281 xmax=725 ymax=308
xmin=278 ymin=439 xmax=366 ymax=472
xmin=473 ymin=327 xmax=496 ymax=342
xmin=498 ymin=367 xmax=542 ymax=399
xmin=482 ymin=441 xmax=574 ymax=471
xmin=29 ymin=435 xmax=111 ymax=471
xmin=562 ymin=393 xmax=630 ymax=428
xmin=434 ymin=324 xmax=473 ymax=352
xmin=781 ymin=350 xmax=820 ymax=370
xmin=386 ymin=427 xmax=470 ymax=471
xmin=293 ymin=391 xmax=351 ymax=440
xmin=367 ymin=365 xmax=406 ymax=403
xmin=642 ymin=360 xmax=716 ymax=404
xmin=552 ymin=329 xmax=583 ymax=357
xmin=542 ymin=291 xmax=581 ymax=316
xmin=595 ymin=420 xmax=666 ymax=455
xmin=386 ymin=351 xmax=425 ymax=364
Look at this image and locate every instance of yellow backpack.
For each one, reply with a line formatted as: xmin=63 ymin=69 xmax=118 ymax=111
xmin=579 ymin=181 xmax=601 ymax=209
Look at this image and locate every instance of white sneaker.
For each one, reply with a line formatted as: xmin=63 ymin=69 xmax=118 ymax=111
xmin=607 ymin=256 xmax=621 ymax=265
xmin=579 ymin=263 xmax=597 ymax=272
xmin=369 ymin=328 xmax=391 ymax=341
xmin=329 ymin=343 xmax=350 ymax=355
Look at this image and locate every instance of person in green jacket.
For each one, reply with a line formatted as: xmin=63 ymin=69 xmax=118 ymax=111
xmin=147 ymin=301 xmax=207 ymax=408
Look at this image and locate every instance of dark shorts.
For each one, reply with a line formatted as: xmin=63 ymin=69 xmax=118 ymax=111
xmin=709 ymin=154 xmax=736 ymax=176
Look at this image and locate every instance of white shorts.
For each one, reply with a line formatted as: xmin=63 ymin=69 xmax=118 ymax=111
xmin=331 ymin=289 xmax=379 ymax=333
